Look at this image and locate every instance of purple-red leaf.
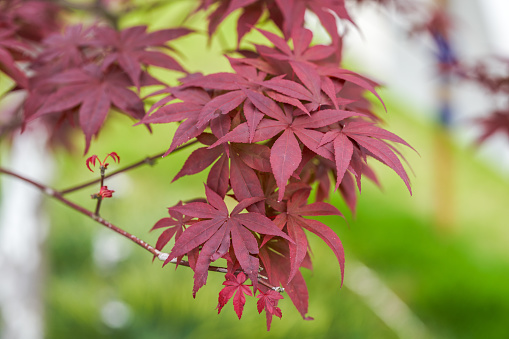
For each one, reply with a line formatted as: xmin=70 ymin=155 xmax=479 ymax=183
xmin=299 ymin=218 xmax=345 ymax=287
xmin=270 ymin=130 xmax=302 ymax=201
xmin=256 ymin=289 xmax=283 ymax=331
xmin=198 ymin=90 xmax=246 ymax=127
xmin=217 ymin=272 xmax=253 ymax=319
xmin=348 ymin=134 xmax=412 ymax=194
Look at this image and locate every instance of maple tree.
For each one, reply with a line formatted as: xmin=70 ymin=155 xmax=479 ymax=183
xmin=11 ymin=0 xmax=501 ymax=332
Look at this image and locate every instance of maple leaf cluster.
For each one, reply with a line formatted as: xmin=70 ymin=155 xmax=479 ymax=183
xmin=27 ymin=23 xmax=192 ymax=152
xmin=1 ymin=0 xmax=414 ymax=331
xmin=1 ymin=0 xmax=192 ymax=151
xmin=195 ymin=0 xmax=353 ymax=46
xmin=0 ymin=0 xmax=62 ymax=139
xmin=147 ymin=2 xmax=413 ymax=328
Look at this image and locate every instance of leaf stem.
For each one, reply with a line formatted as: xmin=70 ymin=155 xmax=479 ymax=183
xmin=93 ymin=166 xmax=106 ymax=216
xmin=60 ymin=140 xmax=199 ymax=195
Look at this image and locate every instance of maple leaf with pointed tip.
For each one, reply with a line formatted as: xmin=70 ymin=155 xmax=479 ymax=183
xmin=151 ymin=201 xmax=199 ymax=266
xmin=164 ymin=185 xmax=293 ymax=296
xmin=266 ymin=188 xmax=344 ymax=285
xmin=253 ymin=27 xmax=344 ymax=111
xmin=318 ymin=66 xmax=387 ymax=113
xmin=259 ymin=238 xmax=313 ymax=320
xmin=231 ymin=30 xmax=386 ymax=118
xmin=175 ymin=65 xmax=266 ymax=129
xmin=91 ymin=25 xmax=192 ymax=89
xmin=172 ymin=129 xmax=270 ymax=206
xmin=195 ymin=0 xmax=354 ymax=44
xmin=317 ymin=119 xmax=414 ymax=194
xmin=273 ymin=0 xmax=354 ymax=43
xmin=256 ymin=288 xmax=283 ymax=331
xmin=0 ymin=28 xmax=30 ymax=88
xmin=211 ymin=103 xmax=363 ymax=201
xmin=217 ymin=272 xmax=253 ymax=319
xmin=267 ymin=116 xmax=410 ymax=200
xmin=299 ymin=155 xmax=379 ymax=213
xmin=195 ymin=0 xmax=271 ymax=43
xmin=140 ymin=87 xmax=212 ymax=155
xmin=151 ymin=201 xmax=197 ymax=252
xmin=33 ymin=25 xmax=97 ymax=73
xmin=29 ymin=64 xmax=146 ymax=153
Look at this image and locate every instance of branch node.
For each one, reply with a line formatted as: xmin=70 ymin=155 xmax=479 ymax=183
xmin=158 ymin=252 xmax=169 ymax=261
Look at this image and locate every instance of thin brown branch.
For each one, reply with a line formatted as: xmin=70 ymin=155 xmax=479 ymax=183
xmin=93 ymin=166 xmax=106 ymax=216
xmin=0 ymin=166 xmax=283 ymax=292
xmin=0 ymin=167 xmax=158 ymax=255
xmin=60 ymin=140 xmax=199 ymax=195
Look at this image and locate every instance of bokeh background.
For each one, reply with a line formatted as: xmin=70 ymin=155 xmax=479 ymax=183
xmin=1 ymin=0 xmax=509 ymax=338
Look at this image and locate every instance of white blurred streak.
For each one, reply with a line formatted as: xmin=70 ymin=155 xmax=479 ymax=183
xmin=0 ymin=126 xmax=53 ymax=339
xmin=345 ymin=260 xmax=432 ymax=339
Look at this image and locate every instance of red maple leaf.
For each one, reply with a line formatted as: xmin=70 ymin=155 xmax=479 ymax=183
xmin=267 ymin=187 xmax=345 ymax=284
xmin=259 ymin=238 xmax=313 ymax=320
xmin=195 ymin=0 xmax=354 ymax=44
xmin=256 ymin=288 xmax=283 ymax=331
xmin=318 ymin=119 xmax=414 ymax=193
xmin=29 ymin=64 xmax=146 ymax=153
xmin=211 ymin=103 xmax=362 ymax=201
xmin=151 ymin=201 xmax=197 ymax=252
xmin=91 ymin=25 xmax=192 ymax=89
xmin=217 ymin=272 xmax=253 ymax=319
xmin=238 ymin=28 xmax=388 ymax=114
xmin=151 ymin=201 xmax=200 ymax=267
xmin=140 ymin=86 xmax=211 ymax=155
xmin=273 ymin=0 xmax=354 ymax=43
xmin=34 ymin=25 xmax=97 ymax=72
xmin=164 ymin=185 xmax=293 ymax=296
xmin=254 ymin=27 xmax=343 ymax=110
xmin=0 ymin=28 xmax=30 ymax=88
xmin=168 ymin=109 xmax=269 ymax=206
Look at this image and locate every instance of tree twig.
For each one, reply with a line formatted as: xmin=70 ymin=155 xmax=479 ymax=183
xmin=59 ymin=140 xmax=199 ymax=195
xmin=0 ymin=166 xmax=283 ymax=292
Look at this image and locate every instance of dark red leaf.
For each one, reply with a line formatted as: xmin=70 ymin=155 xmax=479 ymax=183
xmin=256 ymin=289 xmax=283 ymax=331
xmin=173 ymin=146 xmax=223 ymax=182
xmin=217 ymin=272 xmax=253 ymax=319
xmin=299 ymin=218 xmax=345 ymax=287
xmin=197 ymin=90 xmax=246 ymax=127
xmin=207 ymin=153 xmax=230 ymax=198
xmin=348 ymin=134 xmax=412 ymax=194
xmin=166 ymin=186 xmax=291 ymax=295
xmin=270 ymin=129 xmax=302 ymax=201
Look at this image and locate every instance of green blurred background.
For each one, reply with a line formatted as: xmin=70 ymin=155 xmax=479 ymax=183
xmin=3 ymin=1 xmax=509 ymax=338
